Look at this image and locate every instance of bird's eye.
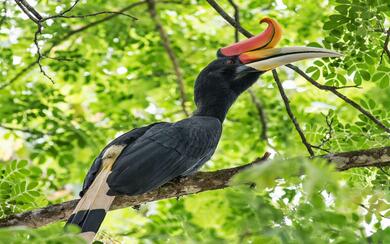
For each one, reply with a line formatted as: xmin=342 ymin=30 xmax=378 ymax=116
xmin=226 ymin=59 xmax=234 ymax=65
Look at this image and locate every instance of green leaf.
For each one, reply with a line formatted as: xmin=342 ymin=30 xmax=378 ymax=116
xmin=372 ymin=72 xmax=385 ymax=82
xmin=306 ymin=66 xmax=318 ymax=73
xmin=337 ymin=74 xmax=347 ymax=85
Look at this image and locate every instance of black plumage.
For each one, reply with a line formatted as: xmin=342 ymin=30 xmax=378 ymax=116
xmin=67 ymin=55 xmax=263 ymax=242
xmin=80 ymin=57 xmax=261 ymax=197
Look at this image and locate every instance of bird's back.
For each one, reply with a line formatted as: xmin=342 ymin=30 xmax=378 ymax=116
xmin=82 ymin=116 xmax=222 ymax=196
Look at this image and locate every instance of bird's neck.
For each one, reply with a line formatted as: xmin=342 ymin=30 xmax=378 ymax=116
xmin=193 ymin=96 xmax=236 ymax=122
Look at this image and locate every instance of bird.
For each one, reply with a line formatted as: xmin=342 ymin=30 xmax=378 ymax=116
xmin=66 ymin=17 xmax=341 ymax=243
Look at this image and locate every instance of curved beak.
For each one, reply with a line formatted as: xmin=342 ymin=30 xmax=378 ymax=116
xmin=241 ymin=47 xmax=342 ymax=71
xmin=220 ymin=17 xmax=342 ymax=72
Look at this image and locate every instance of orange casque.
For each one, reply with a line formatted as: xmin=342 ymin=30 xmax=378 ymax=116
xmin=220 ymin=17 xmax=283 ymax=63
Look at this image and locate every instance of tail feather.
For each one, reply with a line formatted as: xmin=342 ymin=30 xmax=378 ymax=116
xmin=66 ymin=145 xmax=126 ymax=243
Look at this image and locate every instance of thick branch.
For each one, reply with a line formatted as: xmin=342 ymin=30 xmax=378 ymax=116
xmin=1 ymin=147 xmax=389 ymax=228
xmin=147 ymin=0 xmax=189 ymax=116
xmin=272 ymin=70 xmax=315 ymax=156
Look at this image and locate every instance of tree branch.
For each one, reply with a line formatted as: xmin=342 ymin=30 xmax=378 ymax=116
xmin=146 ymin=0 xmax=189 ymax=116
xmin=1 ymin=146 xmax=389 ymax=228
xmin=272 ymin=70 xmax=315 ymax=156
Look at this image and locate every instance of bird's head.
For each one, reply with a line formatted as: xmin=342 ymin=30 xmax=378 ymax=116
xmin=194 ymin=17 xmax=341 ymax=121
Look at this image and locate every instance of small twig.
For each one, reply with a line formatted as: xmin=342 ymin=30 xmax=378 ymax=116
xmin=57 ymin=0 xmax=80 ymax=16
xmin=248 ymin=89 xmax=268 ymax=141
xmin=33 ymin=23 xmax=54 ymax=83
xmin=147 ymin=0 xmax=189 ymax=116
xmin=378 ymin=167 xmax=390 ymax=177
xmin=379 ymin=28 xmax=390 ymax=64
xmin=287 ymin=64 xmax=390 ymax=134
xmin=227 ymin=0 xmax=239 ymax=42
xmin=0 ymin=124 xmax=44 ymax=135
xmin=42 ymin=55 xmax=73 ymax=62
xmin=206 ymin=0 xmax=253 ymax=38
xmin=359 ymin=204 xmax=388 ymax=219
xmin=311 ymin=113 xmax=334 ymax=153
xmin=42 ymin=11 xmax=137 ymax=21
xmin=272 ymin=70 xmax=315 ymax=157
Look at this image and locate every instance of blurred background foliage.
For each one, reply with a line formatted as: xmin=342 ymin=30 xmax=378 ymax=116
xmin=0 ymin=0 xmax=389 ymax=242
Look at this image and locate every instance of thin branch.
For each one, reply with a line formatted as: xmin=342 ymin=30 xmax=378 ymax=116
xmin=378 ymin=167 xmax=390 ymax=177
xmin=43 ymin=11 xmax=137 ymax=21
xmin=310 ymin=113 xmax=334 ymax=153
xmin=287 ymin=64 xmax=390 ymax=134
xmin=248 ymin=89 xmax=268 ymax=141
xmin=227 ymin=0 xmax=239 ymax=42
xmin=57 ymin=0 xmax=80 ymax=16
xmin=1 ymin=146 xmax=390 ymax=228
xmin=33 ymin=23 xmax=54 ymax=83
xmin=380 ymin=28 xmax=390 ymax=64
xmin=0 ymin=124 xmax=44 ymax=135
xmin=147 ymin=0 xmax=189 ymax=116
xmin=272 ymin=70 xmax=315 ymax=156
xmin=206 ymin=0 xmax=252 ymax=38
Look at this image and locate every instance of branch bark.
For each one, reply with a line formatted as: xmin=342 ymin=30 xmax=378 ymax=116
xmin=147 ymin=0 xmax=189 ymax=116
xmin=1 ymin=147 xmax=389 ymax=228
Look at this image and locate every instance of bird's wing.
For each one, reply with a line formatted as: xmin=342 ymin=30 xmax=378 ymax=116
xmin=79 ymin=122 xmax=165 ymax=197
xmin=107 ymin=117 xmax=222 ymax=195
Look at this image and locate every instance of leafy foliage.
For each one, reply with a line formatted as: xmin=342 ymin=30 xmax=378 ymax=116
xmin=0 ymin=160 xmax=46 ymax=218
xmin=0 ymin=224 xmax=84 ymax=243
xmin=0 ymin=0 xmax=389 ymax=242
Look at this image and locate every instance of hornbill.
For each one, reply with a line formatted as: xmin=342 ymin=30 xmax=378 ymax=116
xmin=66 ymin=17 xmax=340 ymax=242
